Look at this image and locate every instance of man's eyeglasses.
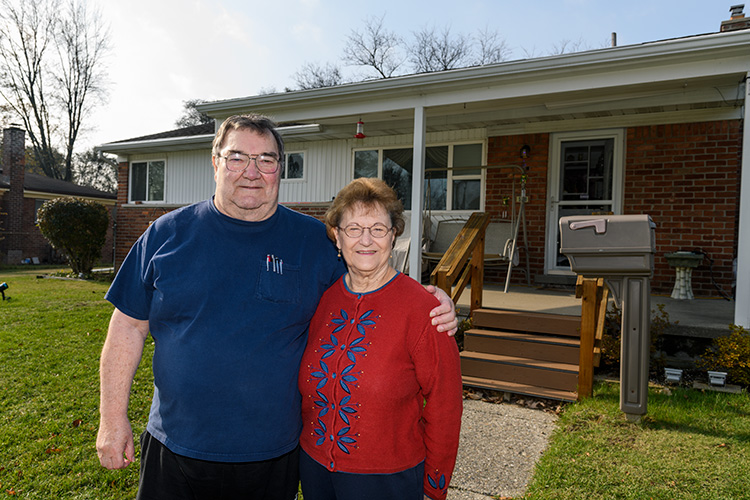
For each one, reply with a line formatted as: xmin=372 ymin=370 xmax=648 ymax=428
xmin=338 ymin=224 xmax=393 ymax=238
xmin=220 ymin=152 xmax=280 ymax=174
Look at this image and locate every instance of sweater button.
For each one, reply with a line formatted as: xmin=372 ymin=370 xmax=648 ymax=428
xmin=329 ymin=435 xmax=334 ymax=441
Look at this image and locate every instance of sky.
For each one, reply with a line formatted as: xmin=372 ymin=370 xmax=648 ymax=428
xmin=82 ymin=0 xmax=735 ymax=151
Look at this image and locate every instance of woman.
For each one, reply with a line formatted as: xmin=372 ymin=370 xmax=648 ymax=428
xmin=298 ymin=178 xmax=463 ymax=500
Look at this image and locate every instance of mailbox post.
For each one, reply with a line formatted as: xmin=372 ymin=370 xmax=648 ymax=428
xmin=559 ymin=215 xmax=656 ymax=421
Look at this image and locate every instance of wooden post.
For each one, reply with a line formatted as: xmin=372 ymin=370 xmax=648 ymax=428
xmin=470 ymin=232 xmax=485 ymax=313
xmin=578 ymin=277 xmax=598 ymax=399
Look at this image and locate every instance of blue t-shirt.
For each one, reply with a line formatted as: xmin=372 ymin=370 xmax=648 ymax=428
xmin=105 ymin=199 xmax=344 ymax=462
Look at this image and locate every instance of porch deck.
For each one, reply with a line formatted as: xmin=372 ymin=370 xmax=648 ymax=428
xmin=455 ymin=284 xmax=736 ymax=339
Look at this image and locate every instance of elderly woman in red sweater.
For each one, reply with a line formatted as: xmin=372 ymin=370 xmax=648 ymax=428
xmin=298 ymin=178 xmax=463 ymax=500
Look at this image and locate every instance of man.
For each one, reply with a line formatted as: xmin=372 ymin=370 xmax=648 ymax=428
xmin=96 ymin=114 xmax=457 ymax=499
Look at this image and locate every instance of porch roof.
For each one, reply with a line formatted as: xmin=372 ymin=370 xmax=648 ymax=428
xmin=189 ymin=29 xmax=750 ymax=142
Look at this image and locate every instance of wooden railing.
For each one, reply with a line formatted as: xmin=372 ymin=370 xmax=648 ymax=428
xmin=576 ymin=275 xmax=609 ymax=399
xmin=432 ymin=215 xmax=608 ymax=400
xmin=430 ymin=212 xmax=490 ymax=314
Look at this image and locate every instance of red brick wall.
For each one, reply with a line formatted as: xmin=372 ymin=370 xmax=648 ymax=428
xmin=482 ymin=120 xmax=741 ymax=297
xmin=485 ymin=133 xmax=550 ymax=285
xmin=625 ymin=121 xmax=740 ymax=297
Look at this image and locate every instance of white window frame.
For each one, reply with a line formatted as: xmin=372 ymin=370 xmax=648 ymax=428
xmin=282 ymin=150 xmax=306 ymax=182
xmin=129 ymin=159 xmax=166 ymax=203
xmin=352 ymin=141 xmax=486 ymax=212
xmin=447 ymin=142 xmax=486 ymax=212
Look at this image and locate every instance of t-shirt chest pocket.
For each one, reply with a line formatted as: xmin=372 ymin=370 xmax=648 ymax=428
xmin=255 ymin=260 xmax=301 ymax=304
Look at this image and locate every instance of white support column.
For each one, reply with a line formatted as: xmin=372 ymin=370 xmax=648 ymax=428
xmin=409 ymin=105 xmax=427 ymax=280
xmin=735 ymin=74 xmax=750 ymax=328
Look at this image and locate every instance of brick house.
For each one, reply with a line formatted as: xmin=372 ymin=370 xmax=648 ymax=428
xmin=99 ymin=10 xmax=750 ymax=327
xmin=0 ymin=126 xmax=117 ymax=265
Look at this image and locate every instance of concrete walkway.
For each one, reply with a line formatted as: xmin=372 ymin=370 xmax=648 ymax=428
xmin=448 ymin=399 xmax=558 ymax=499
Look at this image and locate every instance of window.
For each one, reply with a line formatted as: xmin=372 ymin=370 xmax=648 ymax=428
xmin=451 ymin=144 xmax=482 ymax=210
xmin=282 ymin=152 xmax=304 ymax=180
xmin=130 ymin=160 xmax=165 ymax=202
xmin=34 ymin=199 xmax=46 ymax=223
xmin=354 ymin=143 xmax=483 ymax=211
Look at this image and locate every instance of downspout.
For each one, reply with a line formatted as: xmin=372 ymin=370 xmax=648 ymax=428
xmin=735 ymin=73 xmax=750 ymax=328
xmin=409 ymin=104 xmax=427 ymax=280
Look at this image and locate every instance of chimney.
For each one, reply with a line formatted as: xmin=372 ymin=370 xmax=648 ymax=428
xmin=721 ymin=4 xmax=750 ymax=32
xmin=3 ymin=126 xmax=26 ymax=264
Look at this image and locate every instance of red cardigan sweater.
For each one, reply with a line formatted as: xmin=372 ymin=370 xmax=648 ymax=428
xmin=299 ymin=273 xmax=463 ymax=500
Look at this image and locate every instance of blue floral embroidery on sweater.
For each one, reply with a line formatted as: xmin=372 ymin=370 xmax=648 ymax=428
xmin=427 ymin=471 xmax=447 ymax=494
xmin=309 ymin=308 xmax=377 ymax=454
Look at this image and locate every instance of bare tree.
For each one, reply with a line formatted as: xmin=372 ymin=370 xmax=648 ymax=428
xmin=293 ymin=62 xmax=344 ymax=90
xmin=473 ymin=27 xmax=510 ymax=65
xmin=0 ymin=0 xmax=110 ymax=182
xmin=548 ymin=37 xmax=588 ymax=55
xmin=55 ymin=0 xmax=110 ymax=181
xmin=343 ymin=14 xmax=404 ymax=78
xmin=0 ymin=0 xmax=58 ymax=178
xmin=175 ymin=99 xmax=213 ymax=128
xmin=409 ymin=26 xmax=473 ymax=72
xmin=73 ymin=147 xmax=117 ymax=193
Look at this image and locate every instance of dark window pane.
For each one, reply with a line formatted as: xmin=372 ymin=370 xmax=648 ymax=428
xmin=383 ymin=148 xmax=413 ymax=210
xmin=148 ymin=161 xmax=165 ymax=201
xmin=131 ymin=162 xmax=147 ymax=201
xmin=560 ymin=140 xmax=613 ymax=201
xmin=286 ymin=153 xmax=304 ymax=179
xmin=453 ymin=144 xmax=482 ymax=175
xmin=453 ymin=179 xmax=481 ymax=210
xmin=425 ymin=146 xmax=448 ymax=210
xmin=354 ymin=150 xmax=378 ymax=178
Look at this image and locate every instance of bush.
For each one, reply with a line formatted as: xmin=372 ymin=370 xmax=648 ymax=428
xmin=599 ymin=302 xmax=672 ymax=376
xmin=697 ymin=324 xmax=750 ymax=386
xmin=36 ymin=197 xmax=109 ymax=276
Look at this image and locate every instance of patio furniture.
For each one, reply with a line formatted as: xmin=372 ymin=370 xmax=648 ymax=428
xmin=423 ymin=218 xmax=530 ymax=292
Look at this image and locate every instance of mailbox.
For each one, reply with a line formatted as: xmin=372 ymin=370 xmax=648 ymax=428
xmin=559 ymin=214 xmax=656 ymax=422
xmin=559 ymin=215 xmax=655 ymax=276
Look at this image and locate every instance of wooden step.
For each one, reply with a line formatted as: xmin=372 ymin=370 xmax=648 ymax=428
xmin=461 ymin=351 xmax=578 ymax=392
xmin=472 ymin=308 xmax=581 ymax=337
xmin=464 ymin=328 xmax=580 ymax=364
xmin=462 ymin=375 xmax=578 ymax=402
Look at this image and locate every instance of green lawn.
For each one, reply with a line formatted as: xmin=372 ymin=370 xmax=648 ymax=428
xmin=1 ymin=268 xmax=748 ymax=499
xmin=0 ymin=268 xmax=151 ymax=498
xmin=523 ymin=380 xmax=750 ymax=500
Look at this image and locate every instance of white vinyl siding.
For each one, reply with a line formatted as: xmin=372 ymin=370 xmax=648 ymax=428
xmin=140 ymin=129 xmax=488 ymax=207
xmin=128 ymin=150 xmax=213 ymax=205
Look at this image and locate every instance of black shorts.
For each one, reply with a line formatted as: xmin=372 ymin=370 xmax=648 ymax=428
xmin=136 ymin=431 xmax=299 ymax=500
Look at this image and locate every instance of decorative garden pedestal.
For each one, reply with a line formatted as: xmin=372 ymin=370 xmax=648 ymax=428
xmin=665 ymin=252 xmax=703 ymax=300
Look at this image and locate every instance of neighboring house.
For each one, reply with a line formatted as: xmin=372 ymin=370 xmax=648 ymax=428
xmin=99 ymin=9 xmax=750 ymax=327
xmin=0 ymin=127 xmax=117 ymax=266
